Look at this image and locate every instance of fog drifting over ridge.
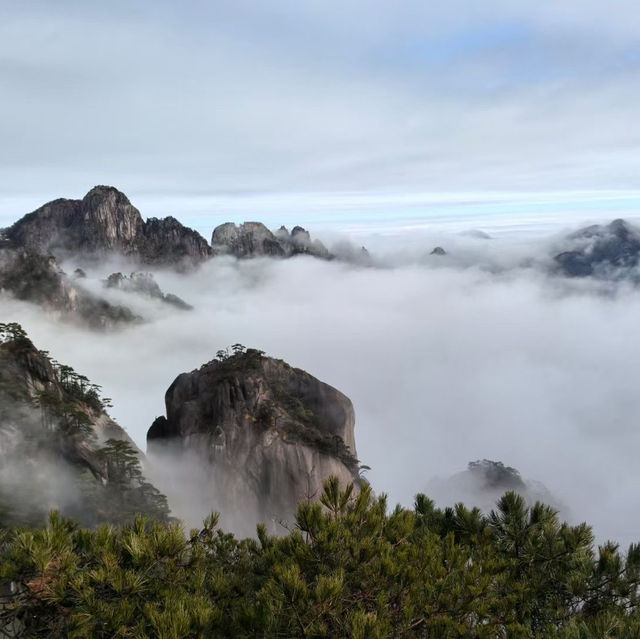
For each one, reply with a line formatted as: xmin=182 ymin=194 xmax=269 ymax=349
xmin=3 ymin=226 xmax=640 ymax=544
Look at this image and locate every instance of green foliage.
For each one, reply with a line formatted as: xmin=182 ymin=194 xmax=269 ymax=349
xmin=0 ymin=322 xmax=29 ymax=343
xmin=212 ymin=345 xmax=264 ymax=366
xmin=1 ymin=322 xmax=112 ymax=418
xmin=97 ymin=439 xmax=170 ymax=524
xmin=4 ymin=480 xmax=640 ymax=638
xmin=213 ymin=343 xmax=255 ymax=363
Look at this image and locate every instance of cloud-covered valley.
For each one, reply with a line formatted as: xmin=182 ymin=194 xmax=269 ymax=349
xmin=3 ymin=229 xmax=640 ymax=543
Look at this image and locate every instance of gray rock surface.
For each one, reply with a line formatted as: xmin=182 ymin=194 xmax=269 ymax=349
xmin=3 ymin=186 xmax=363 ymax=270
xmin=212 ymin=222 xmax=286 ymax=258
xmin=212 ymin=222 xmax=331 ymax=259
xmin=5 ymin=186 xmax=211 ymax=267
xmin=554 ymin=219 xmax=640 ymax=278
xmin=147 ymin=348 xmax=360 ymax=533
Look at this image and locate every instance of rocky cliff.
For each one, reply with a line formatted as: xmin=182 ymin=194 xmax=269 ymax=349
xmin=211 ymin=222 xmax=332 ymax=259
xmin=147 ymin=348 xmax=360 ymax=533
xmin=5 ymin=186 xmax=211 ymax=267
xmin=0 ymin=323 xmax=168 ymax=526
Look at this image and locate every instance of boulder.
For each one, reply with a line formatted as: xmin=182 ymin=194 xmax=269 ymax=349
xmin=147 ymin=348 xmax=360 ymax=533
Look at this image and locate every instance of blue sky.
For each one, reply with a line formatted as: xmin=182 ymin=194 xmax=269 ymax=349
xmin=1 ymin=0 xmax=639 ymax=227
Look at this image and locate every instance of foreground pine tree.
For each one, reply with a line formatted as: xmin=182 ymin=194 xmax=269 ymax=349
xmin=3 ymin=478 xmax=640 ymax=638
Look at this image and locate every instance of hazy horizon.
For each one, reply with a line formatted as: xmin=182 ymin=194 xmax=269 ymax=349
xmin=2 ymin=188 xmax=640 ymax=247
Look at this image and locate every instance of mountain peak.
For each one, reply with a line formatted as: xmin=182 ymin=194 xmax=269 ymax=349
xmin=5 ymin=187 xmax=210 ymax=267
xmin=82 ymin=185 xmax=133 ymax=207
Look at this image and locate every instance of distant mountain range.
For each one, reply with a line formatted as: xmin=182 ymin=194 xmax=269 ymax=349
xmin=1 ymin=185 xmax=640 ymax=332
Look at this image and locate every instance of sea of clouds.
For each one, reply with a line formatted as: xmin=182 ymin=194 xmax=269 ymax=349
xmin=3 ymin=226 xmax=640 ymax=544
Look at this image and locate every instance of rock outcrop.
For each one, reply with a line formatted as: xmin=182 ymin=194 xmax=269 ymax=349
xmin=147 ymin=348 xmax=360 ymax=533
xmin=0 ymin=324 xmax=167 ymax=526
xmin=554 ymin=219 xmax=640 ymax=278
xmin=0 ymin=248 xmax=140 ymax=328
xmin=5 ymin=186 xmax=211 ymax=267
xmin=105 ymin=271 xmax=193 ymax=310
xmin=211 ymin=222 xmax=331 ymax=259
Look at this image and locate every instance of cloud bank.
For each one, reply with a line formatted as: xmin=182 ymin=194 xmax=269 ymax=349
xmin=3 ymin=228 xmax=640 ymax=543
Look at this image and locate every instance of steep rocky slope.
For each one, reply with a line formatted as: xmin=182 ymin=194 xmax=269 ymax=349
xmin=0 ymin=248 xmax=139 ymax=328
xmin=5 ymin=186 xmax=211 ymax=267
xmin=147 ymin=347 xmax=360 ymax=533
xmin=0 ymin=323 xmax=168 ymax=526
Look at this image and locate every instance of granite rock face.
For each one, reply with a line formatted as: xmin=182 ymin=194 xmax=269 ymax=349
xmin=212 ymin=222 xmax=331 ymax=259
xmin=140 ymin=216 xmax=211 ymax=266
xmin=5 ymin=186 xmax=211 ymax=267
xmin=0 ymin=248 xmax=139 ymax=328
xmin=554 ymin=219 xmax=640 ymax=278
xmin=147 ymin=349 xmax=360 ymax=533
xmin=212 ymin=222 xmax=286 ymax=258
